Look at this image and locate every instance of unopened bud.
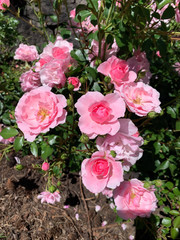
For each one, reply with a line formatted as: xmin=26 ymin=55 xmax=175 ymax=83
xmin=15 ymin=164 xmax=24 ymax=170
xmin=67 ymin=99 xmax=73 ymax=107
xmin=95 ymin=59 xmax=102 ymax=67
xmin=71 ymin=146 xmax=77 ymax=152
xmin=68 ymin=83 xmax=75 ymax=91
xmin=143 ymin=140 xmax=149 ymax=145
xmin=80 ymin=76 xmax=87 ymax=84
xmin=80 ymin=133 xmax=89 ymax=144
xmin=104 ymin=76 xmax=111 ymax=83
xmin=144 ymin=182 xmax=151 ymax=189
xmin=49 ymin=185 xmax=56 ymax=193
xmin=148 ymin=111 xmax=157 ymax=118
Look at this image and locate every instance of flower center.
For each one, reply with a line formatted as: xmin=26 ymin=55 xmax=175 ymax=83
xmin=37 ymin=108 xmax=49 ymax=122
xmin=133 ymin=97 xmax=141 ymax=104
xmin=92 ymin=158 xmax=110 ymax=177
xmin=89 ymin=102 xmax=111 ymax=124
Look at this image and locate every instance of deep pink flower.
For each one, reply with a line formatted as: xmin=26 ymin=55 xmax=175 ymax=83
xmin=88 ymin=39 xmax=118 ymax=66
xmin=14 ymin=44 xmax=39 ymax=62
xmin=81 ymin=151 xmax=123 ymax=194
xmin=127 ymin=49 xmax=152 ymax=84
xmin=75 ymin=91 xmax=126 ymax=139
xmin=42 ymin=162 xmax=50 ymax=171
xmin=15 ymin=86 xmax=67 ymax=142
xmin=40 ymin=59 xmax=66 ymax=88
xmin=68 ymin=77 xmax=81 ymax=91
xmin=119 ymin=82 xmax=161 ymax=117
xmin=37 ymin=191 xmax=61 ymax=204
xmin=96 ymin=119 xmax=144 ymax=171
xmin=0 ymin=0 xmax=10 ymax=10
xmin=113 ymin=179 xmax=157 ymax=220
xmin=20 ymin=69 xmax=41 ymax=92
xmin=97 ymin=56 xmax=137 ymax=89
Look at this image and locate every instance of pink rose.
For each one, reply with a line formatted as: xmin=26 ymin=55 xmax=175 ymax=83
xmin=102 ymin=187 xmax=113 ymax=198
xmin=40 ymin=60 xmax=66 ymax=88
xmin=81 ymin=151 xmax=124 ymax=194
xmin=68 ymin=77 xmax=81 ymax=91
xmin=15 ymin=86 xmax=67 ymax=142
xmin=97 ymin=56 xmax=137 ymax=89
xmin=0 ymin=124 xmax=14 ymax=144
xmin=14 ymin=44 xmax=39 ymax=62
xmin=42 ymin=162 xmax=50 ymax=171
xmin=37 ymin=191 xmax=61 ymax=204
xmin=0 ymin=0 xmax=10 ymax=10
xmin=96 ymin=119 xmax=144 ymax=171
xmin=127 ymin=49 xmax=152 ymax=84
xmin=38 ymin=36 xmax=73 ymax=71
xmin=75 ymin=91 xmax=126 ymax=139
xmin=175 ymin=0 xmax=180 ymax=23
xmin=20 ymin=69 xmax=41 ymax=92
xmin=113 ymin=179 xmax=157 ymax=220
xmin=88 ymin=39 xmax=118 ymax=66
xmin=119 ymin=82 xmax=161 ymax=117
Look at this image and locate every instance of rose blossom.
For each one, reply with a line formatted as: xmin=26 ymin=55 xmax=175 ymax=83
xmin=36 ymin=36 xmax=73 ymax=72
xmin=40 ymin=60 xmax=66 ymax=88
xmin=81 ymin=151 xmax=123 ymax=194
xmin=0 ymin=0 xmax=10 ymax=10
xmin=96 ymin=119 xmax=144 ymax=171
xmin=0 ymin=124 xmax=14 ymax=144
xmin=37 ymin=191 xmax=61 ymax=204
xmin=42 ymin=162 xmax=50 ymax=171
xmin=14 ymin=44 xmax=39 ymax=62
xmin=20 ymin=69 xmax=41 ymax=92
xmin=88 ymin=39 xmax=118 ymax=66
xmin=113 ymin=179 xmax=157 ymax=220
xmin=127 ymin=49 xmax=152 ymax=84
xmin=68 ymin=77 xmax=81 ymax=91
xmin=15 ymin=86 xmax=67 ymax=142
xmin=119 ymin=82 xmax=161 ymax=117
xmin=97 ymin=56 xmax=137 ymax=89
xmin=75 ymin=91 xmax=126 ymax=139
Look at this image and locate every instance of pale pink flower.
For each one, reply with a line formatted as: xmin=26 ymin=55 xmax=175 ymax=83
xmin=97 ymin=56 xmax=137 ymax=89
xmin=37 ymin=191 xmax=61 ymax=204
xmin=109 ymin=202 xmax=115 ymax=209
xmin=119 ymin=82 xmax=161 ymax=117
xmin=40 ymin=59 xmax=66 ymax=88
xmin=102 ymin=187 xmax=113 ymax=198
xmin=63 ymin=205 xmax=70 ymax=209
xmin=113 ymin=179 xmax=157 ymax=220
xmin=38 ymin=36 xmax=73 ymax=72
xmin=14 ymin=44 xmax=39 ymax=62
xmin=75 ymin=91 xmax=126 ymax=139
xmin=0 ymin=124 xmax=14 ymax=144
xmin=15 ymin=86 xmax=67 ymax=142
xmin=121 ymin=223 xmax=127 ymax=231
xmin=0 ymin=0 xmax=10 ymax=10
xmin=127 ymin=49 xmax=152 ymax=84
xmin=68 ymin=77 xmax=81 ymax=91
xmin=88 ymin=39 xmax=118 ymax=66
xmin=129 ymin=235 xmax=135 ymax=240
xmin=42 ymin=162 xmax=50 ymax=171
xmin=75 ymin=213 xmax=79 ymax=220
xmin=173 ymin=62 xmax=180 ymax=76
xmin=20 ymin=69 xmax=41 ymax=92
xmin=95 ymin=205 xmax=101 ymax=212
xmin=175 ymin=0 xmax=180 ymax=22
xmin=102 ymin=221 xmax=107 ymax=226
xmin=81 ymin=151 xmax=124 ymax=194
xmin=96 ymin=119 xmax=144 ymax=171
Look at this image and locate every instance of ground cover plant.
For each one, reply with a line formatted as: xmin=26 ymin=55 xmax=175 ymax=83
xmin=0 ymin=0 xmax=180 ymax=239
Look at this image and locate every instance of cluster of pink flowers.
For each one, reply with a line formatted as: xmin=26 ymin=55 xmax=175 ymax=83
xmin=37 ymin=191 xmax=61 ymax=204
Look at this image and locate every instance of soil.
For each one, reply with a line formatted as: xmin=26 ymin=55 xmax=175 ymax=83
xmin=0 ymin=152 xmax=135 ymax=240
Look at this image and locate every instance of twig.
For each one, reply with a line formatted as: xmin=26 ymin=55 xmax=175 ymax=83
xmin=79 ymin=177 xmax=93 ymax=240
xmin=92 ymin=223 xmax=120 ymax=230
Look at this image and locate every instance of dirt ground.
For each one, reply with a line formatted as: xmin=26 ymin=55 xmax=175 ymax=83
xmin=0 ymin=152 xmax=135 ymax=240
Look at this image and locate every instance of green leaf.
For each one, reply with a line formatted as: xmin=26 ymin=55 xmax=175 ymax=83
xmin=85 ymin=67 xmax=97 ymax=80
xmin=30 ymin=142 xmax=38 ymax=157
xmin=155 ymin=160 xmax=169 ymax=172
xmin=175 ymin=120 xmax=180 ymax=131
xmin=171 ymin=227 xmax=179 ymax=239
xmin=167 ymin=106 xmax=176 ymax=118
xmin=162 ymin=217 xmax=171 ymax=227
xmin=14 ymin=136 xmax=24 ymax=151
xmin=0 ymin=127 xmax=18 ymax=139
xmin=0 ymin=101 xmax=3 ymax=115
xmin=163 ymin=207 xmax=170 ymax=214
xmin=41 ymin=143 xmax=53 ymax=160
xmin=169 ymin=163 xmax=177 ymax=176
xmin=173 ymin=216 xmax=180 ymax=228
xmin=173 ymin=187 xmax=180 ymax=196
xmin=49 ymin=15 xmax=58 ymax=23
xmin=71 ymin=50 xmax=86 ymax=63
xmin=169 ymin=210 xmax=180 ymax=216
xmin=158 ymin=0 xmax=172 ymax=9
xmin=92 ymin=82 xmax=101 ymax=92
xmin=161 ymin=6 xmax=175 ymax=19
xmin=48 ymin=135 xmax=58 ymax=145
xmin=165 ymin=181 xmax=174 ymax=190
xmin=76 ymin=4 xmax=89 ymax=15
xmin=153 ymin=142 xmax=161 ymax=155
